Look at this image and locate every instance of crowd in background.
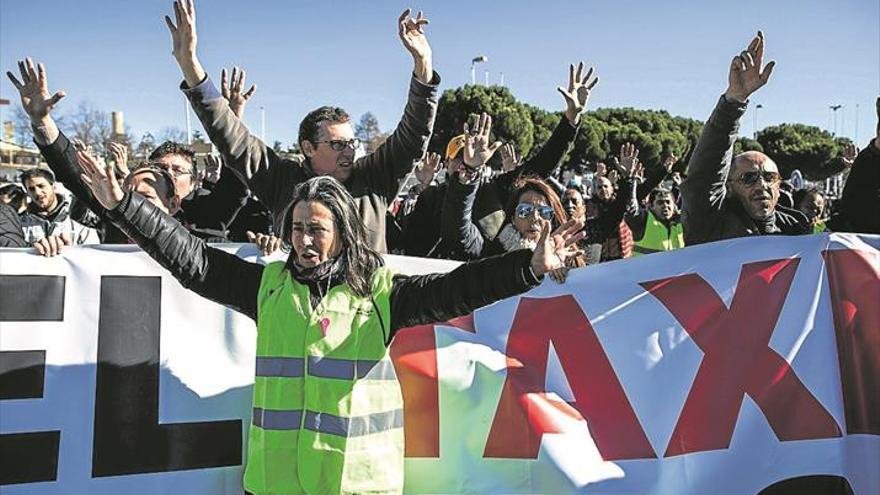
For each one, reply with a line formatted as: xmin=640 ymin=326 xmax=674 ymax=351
xmin=1 ymin=16 xmax=878 ymax=273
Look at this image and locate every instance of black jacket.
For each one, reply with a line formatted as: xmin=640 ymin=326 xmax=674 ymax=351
xmin=399 ymin=118 xmax=579 ymax=256
xmin=36 ymin=131 xmax=249 ymax=242
xmin=104 ymin=191 xmax=541 ymax=339
xmin=0 ymin=203 xmax=27 ymax=247
xmin=680 ymin=96 xmax=810 ymax=244
xmin=830 ymin=140 xmax=880 ymax=234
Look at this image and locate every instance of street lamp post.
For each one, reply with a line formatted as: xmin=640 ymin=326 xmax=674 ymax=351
xmin=471 ymin=56 xmax=487 ymax=85
xmin=829 ymin=104 xmax=843 ymax=136
xmin=754 ymin=104 xmax=763 ymax=139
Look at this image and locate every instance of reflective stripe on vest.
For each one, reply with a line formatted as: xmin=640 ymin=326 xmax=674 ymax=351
xmin=307 ymin=356 xmax=397 ymax=380
xmin=248 ymin=263 xmax=402 ymax=495
xmin=255 ymin=357 xmax=305 ymax=377
xmin=253 ymin=408 xmax=303 ymax=430
xmin=633 ymin=211 xmax=684 ymax=256
xmin=252 ymin=407 xmax=403 ymax=437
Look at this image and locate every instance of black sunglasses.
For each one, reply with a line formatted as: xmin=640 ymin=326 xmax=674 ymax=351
xmin=734 ymin=171 xmax=781 ymax=186
xmin=316 ymin=138 xmax=361 ymax=152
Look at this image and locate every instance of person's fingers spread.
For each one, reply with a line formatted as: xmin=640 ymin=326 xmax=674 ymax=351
xmin=568 ymin=63 xmax=575 ymax=90
xmin=575 ymin=61 xmax=584 ymax=84
xmin=243 ymin=84 xmax=257 ymax=99
xmin=37 ymin=63 xmax=48 ymax=86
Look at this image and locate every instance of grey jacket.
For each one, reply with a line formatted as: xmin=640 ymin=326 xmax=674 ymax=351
xmin=181 ymin=73 xmax=441 ymax=253
xmin=681 ymin=96 xmax=809 ymax=245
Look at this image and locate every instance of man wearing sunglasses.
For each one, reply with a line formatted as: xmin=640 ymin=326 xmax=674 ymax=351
xmin=166 ymin=0 xmax=439 ymax=253
xmin=681 ymin=31 xmax=809 ymax=245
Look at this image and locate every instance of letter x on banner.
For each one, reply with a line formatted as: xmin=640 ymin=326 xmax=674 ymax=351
xmin=0 ymin=234 xmax=877 ymax=494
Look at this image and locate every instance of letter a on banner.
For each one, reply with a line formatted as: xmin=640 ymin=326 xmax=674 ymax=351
xmin=642 ymin=258 xmax=842 ymax=457
xmin=484 ymin=295 xmax=655 ymax=460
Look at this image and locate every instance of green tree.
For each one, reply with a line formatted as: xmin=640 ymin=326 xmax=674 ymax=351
xmin=733 ymin=136 xmax=764 ymax=155
xmin=756 ymin=124 xmax=851 ymax=179
xmin=431 ymin=85 xmax=534 ymax=167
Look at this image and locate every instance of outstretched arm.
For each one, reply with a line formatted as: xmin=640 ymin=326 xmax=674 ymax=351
xmin=77 ymin=148 xmax=263 ymax=320
xmin=390 ymin=218 xmax=584 ymax=332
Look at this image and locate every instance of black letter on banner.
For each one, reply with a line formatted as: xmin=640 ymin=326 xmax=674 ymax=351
xmin=92 ymin=276 xmax=241 ymax=477
xmin=0 ymin=275 xmax=65 ymax=485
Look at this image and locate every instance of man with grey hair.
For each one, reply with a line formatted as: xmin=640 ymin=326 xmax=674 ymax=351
xmin=681 ymin=31 xmax=810 ymax=245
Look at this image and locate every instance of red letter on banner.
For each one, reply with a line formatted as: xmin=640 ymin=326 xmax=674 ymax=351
xmin=642 ymin=259 xmax=841 ymax=457
xmin=390 ymin=315 xmax=474 ymax=458
xmin=823 ymin=249 xmax=880 ymax=435
xmin=483 ymin=296 xmax=655 ymax=460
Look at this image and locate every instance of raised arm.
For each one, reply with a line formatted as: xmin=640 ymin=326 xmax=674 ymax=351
xmin=440 ymin=172 xmax=486 ymax=260
xmin=355 ymin=9 xmax=440 ymax=201
xmin=166 ymin=0 xmax=290 ymax=214
xmin=77 ymin=148 xmax=263 ymax=320
xmin=496 ymin=63 xmax=597 ymax=193
xmin=681 ymin=31 xmax=775 ymax=242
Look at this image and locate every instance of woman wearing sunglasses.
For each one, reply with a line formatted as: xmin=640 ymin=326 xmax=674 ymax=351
xmin=442 ymin=167 xmax=584 ymax=281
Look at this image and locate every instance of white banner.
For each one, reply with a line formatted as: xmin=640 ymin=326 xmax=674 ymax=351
xmin=0 ymin=234 xmax=877 ymax=494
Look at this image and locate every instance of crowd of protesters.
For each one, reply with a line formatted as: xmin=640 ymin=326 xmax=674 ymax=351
xmin=1 ymin=2 xmax=878 ymax=494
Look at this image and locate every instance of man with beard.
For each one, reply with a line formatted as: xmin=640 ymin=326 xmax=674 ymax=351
xmin=627 ymin=188 xmax=684 ymax=256
xmin=18 ymin=168 xmax=99 ymax=246
xmin=681 ymin=31 xmax=809 ymax=245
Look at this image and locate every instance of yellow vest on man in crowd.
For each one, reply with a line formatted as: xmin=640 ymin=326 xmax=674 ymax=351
xmin=633 ymin=211 xmax=685 ymax=256
xmin=247 ymin=262 xmax=403 ymax=495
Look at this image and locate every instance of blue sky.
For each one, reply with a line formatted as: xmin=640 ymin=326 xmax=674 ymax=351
xmin=1 ymin=0 xmax=878 ymax=147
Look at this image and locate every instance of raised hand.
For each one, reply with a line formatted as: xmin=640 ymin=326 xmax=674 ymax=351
xmin=221 ymin=67 xmax=257 ymax=119
xmin=398 ymin=9 xmax=433 ymax=84
xmin=500 ymin=143 xmax=521 ymax=172
xmin=557 ymin=61 xmax=599 ymax=125
xmin=415 ymin=151 xmax=441 ymax=186
xmin=203 ymin=154 xmax=223 ymax=184
xmin=725 ymin=31 xmax=775 ymax=103
xmin=77 ymin=149 xmax=124 ymax=210
xmin=595 ymin=162 xmax=607 ymax=178
xmin=247 ymin=231 xmax=282 ymax=256
xmin=165 ymin=0 xmax=207 ymax=86
xmin=109 ymin=142 xmax=130 ymax=177
xmin=462 ymin=113 xmax=502 ymax=169
xmin=6 ymin=58 xmax=65 ymax=128
xmin=530 ymin=218 xmax=585 ymax=280
xmin=615 ymin=142 xmax=641 ymax=178
xmin=662 ymin=153 xmax=679 ymax=174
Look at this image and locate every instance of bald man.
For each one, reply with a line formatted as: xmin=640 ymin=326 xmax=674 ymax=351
xmin=681 ymin=32 xmax=809 ymax=245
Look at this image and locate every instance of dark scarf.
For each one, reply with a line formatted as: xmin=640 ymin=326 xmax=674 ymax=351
xmin=287 ymin=256 xmax=345 ymax=310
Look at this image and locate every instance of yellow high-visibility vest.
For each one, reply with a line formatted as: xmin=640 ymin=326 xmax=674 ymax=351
xmin=633 ymin=211 xmax=684 ymax=256
xmin=246 ymin=261 xmax=403 ymax=495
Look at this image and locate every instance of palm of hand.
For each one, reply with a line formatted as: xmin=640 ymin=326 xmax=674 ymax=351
xmin=402 ymin=28 xmax=430 ymax=58
xmin=464 ymin=137 xmax=491 ymax=168
xmin=22 ymin=84 xmax=53 ymax=120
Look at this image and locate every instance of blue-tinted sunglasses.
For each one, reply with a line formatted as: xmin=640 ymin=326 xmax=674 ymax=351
xmin=515 ymin=203 xmax=554 ymax=220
